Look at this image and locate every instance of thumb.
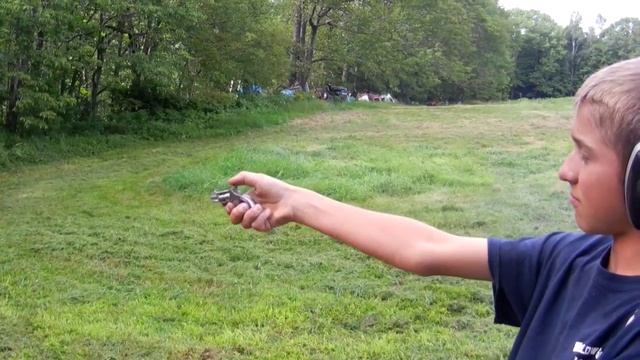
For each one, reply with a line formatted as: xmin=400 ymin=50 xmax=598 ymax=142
xmin=228 ymin=171 xmax=261 ymax=188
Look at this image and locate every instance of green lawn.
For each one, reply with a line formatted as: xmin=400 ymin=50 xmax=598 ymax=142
xmin=0 ymin=98 xmax=578 ymax=359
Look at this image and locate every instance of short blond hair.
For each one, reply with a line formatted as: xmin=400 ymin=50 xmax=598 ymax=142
xmin=575 ymin=57 xmax=640 ymax=166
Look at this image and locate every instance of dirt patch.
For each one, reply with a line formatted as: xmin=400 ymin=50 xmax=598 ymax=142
xmin=177 ymin=347 xmax=223 ymax=360
xmin=285 ymin=107 xmax=572 ymax=147
xmin=289 ymin=111 xmax=368 ymax=130
xmin=199 ymin=348 xmax=222 ymax=360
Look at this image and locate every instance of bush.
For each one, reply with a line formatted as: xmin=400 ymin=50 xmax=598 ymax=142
xmin=110 ymin=83 xmax=190 ymax=113
xmin=0 ymin=134 xmax=9 ymax=168
xmin=193 ymin=90 xmax=238 ymax=113
xmin=0 ymin=96 xmax=343 ymax=170
xmin=294 ymin=91 xmax=315 ymax=101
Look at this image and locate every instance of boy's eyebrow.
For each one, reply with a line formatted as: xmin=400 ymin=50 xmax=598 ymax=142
xmin=571 ymin=133 xmax=593 ymax=152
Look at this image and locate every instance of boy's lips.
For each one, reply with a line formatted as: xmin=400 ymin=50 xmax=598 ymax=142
xmin=570 ymin=193 xmax=580 ymax=207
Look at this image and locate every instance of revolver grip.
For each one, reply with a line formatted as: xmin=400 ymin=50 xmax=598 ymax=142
xmin=232 ymin=193 xmax=256 ymax=208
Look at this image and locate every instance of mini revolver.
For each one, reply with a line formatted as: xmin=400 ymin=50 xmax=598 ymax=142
xmin=211 ymin=187 xmax=256 ymax=208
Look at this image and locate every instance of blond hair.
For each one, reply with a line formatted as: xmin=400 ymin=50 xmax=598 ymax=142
xmin=575 ymin=57 xmax=640 ymax=165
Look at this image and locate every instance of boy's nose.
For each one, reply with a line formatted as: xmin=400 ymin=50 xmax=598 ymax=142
xmin=558 ymin=152 xmax=578 ymax=184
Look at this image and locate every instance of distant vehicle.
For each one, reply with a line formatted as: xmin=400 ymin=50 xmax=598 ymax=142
xmin=280 ymin=83 xmax=303 ymax=97
xmin=280 ymin=89 xmax=295 ymax=97
xmin=244 ymin=84 xmax=263 ymax=95
xmin=357 ymin=92 xmax=396 ymax=103
xmin=322 ymin=84 xmax=349 ymax=101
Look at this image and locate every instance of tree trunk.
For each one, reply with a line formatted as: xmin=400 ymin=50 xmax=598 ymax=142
xmin=302 ymin=21 xmax=319 ymax=90
xmin=88 ymin=13 xmax=106 ymax=120
xmin=5 ymin=75 xmax=20 ymax=132
xmin=90 ymin=42 xmax=105 ymax=120
xmin=290 ymin=0 xmax=305 ymax=86
xmin=67 ymin=70 xmax=79 ymax=96
xmin=570 ymin=37 xmax=578 ymax=86
xmin=5 ymin=13 xmax=27 ymax=133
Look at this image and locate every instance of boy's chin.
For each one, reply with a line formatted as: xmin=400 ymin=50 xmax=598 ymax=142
xmin=576 ymin=216 xmax=635 ymax=236
xmin=574 ymin=216 xmax=605 ymax=234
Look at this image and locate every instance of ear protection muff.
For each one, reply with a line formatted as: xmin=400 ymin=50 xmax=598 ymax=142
xmin=624 ymin=142 xmax=640 ymax=229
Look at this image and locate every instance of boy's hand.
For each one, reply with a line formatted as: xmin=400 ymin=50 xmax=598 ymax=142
xmin=224 ymin=171 xmax=296 ymax=232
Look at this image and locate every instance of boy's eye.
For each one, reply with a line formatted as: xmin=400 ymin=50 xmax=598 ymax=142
xmin=580 ymin=152 xmax=589 ymax=163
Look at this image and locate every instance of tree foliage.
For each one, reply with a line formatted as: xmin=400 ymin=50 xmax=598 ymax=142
xmin=1 ymin=1 xmax=639 ymax=135
xmin=508 ymin=11 xmax=640 ymax=98
xmin=0 ymin=0 xmax=290 ymax=134
xmin=508 ymin=9 xmax=569 ymax=98
xmin=311 ymin=0 xmax=513 ymax=102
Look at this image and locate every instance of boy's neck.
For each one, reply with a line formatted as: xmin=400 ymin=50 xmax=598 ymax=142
xmin=610 ymin=232 xmax=640 ymax=276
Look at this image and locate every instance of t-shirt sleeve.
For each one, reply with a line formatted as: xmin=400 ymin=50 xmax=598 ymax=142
xmin=488 ymin=233 xmax=564 ymax=327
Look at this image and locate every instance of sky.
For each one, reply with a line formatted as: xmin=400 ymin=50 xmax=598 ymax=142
xmin=499 ymin=0 xmax=640 ymax=30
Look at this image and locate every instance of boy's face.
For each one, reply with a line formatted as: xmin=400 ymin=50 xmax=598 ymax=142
xmin=558 ymin=103 xmax=631 ymax=235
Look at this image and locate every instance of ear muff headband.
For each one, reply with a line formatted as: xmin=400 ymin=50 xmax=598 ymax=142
xmin=624 ymin=142 xmax=640 ymax=229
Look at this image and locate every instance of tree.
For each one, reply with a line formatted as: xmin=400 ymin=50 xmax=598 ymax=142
xmin=508 ymin=9 xmax=569 ymax=98
xmin=457 ymin=0 xmax=513 ymax=101
xmin=579 ymin=17 xmax=640 ymax=85
xmin=0 ymin=0 xmax=292 ymax=133
xmin=600 ymin=18 xmax=640 ymax=60
xmin=289 ymin=0 xmax=355 ymax=90
xmin=563 ymin=13 xmax=588 ymax=92
xmin=1 ymin=0 xmax=77 ymax=132
xmin=315 ymin=0 xmax=512 ymax=102
xmin=184 ymin=0 xmax=289 ymax=100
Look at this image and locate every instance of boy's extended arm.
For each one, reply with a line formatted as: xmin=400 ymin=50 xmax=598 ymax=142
xmin=225 ymin=171 xmax=491 ymax=281
xmin=291 ymin=187 xmax=490 ymax=280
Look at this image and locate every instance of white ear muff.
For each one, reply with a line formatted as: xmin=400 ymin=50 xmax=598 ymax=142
xmin=624 ymin=143 xmax=640 ymax=229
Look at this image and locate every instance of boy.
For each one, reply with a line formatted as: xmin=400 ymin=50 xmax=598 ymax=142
xmin=223 ymin=56 xmax=640 ymax=359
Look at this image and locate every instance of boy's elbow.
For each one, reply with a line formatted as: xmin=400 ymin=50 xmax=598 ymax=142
xmin=404 ymin=243 xmax=440 ymax=276
xmin=404 ymin=236 xmax=490 ymax=280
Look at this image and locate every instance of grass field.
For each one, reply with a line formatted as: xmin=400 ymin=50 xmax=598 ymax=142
xmin=0 ymin=98 xmax=578 ymax=359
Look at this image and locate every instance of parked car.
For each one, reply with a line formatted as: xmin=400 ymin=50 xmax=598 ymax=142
xmin=322 ymin=84 xmax=349 ymax=101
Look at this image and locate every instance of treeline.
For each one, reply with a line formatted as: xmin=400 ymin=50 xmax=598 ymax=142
xmin=1 ymin=0 xmax=639 ymax=135
xmin=0 ymin=0 xmax=290 ymax=135
xmin=509 ymin=11 xmax=640 ymax=99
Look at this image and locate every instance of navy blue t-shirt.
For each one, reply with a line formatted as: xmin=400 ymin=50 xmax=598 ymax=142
xmin=489 ymin=232 xmax=640 ymax=359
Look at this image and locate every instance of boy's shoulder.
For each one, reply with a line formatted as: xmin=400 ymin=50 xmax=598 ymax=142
xmin=519 ymin=232 xmax=612 ymax=272
xmin=490 ymin=231 xmax=612 ymax=262
xmin=538 ymin=231 xmax=611 ymax=257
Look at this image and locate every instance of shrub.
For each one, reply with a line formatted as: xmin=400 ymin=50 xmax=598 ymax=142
xmin=0 ymin=96 xmax=345 ymax=170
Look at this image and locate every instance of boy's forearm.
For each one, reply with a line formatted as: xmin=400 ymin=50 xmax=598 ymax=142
xmin=290 ymin=187 xmax=457 ymax=275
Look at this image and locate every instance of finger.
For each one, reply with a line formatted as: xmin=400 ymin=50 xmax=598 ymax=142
xmin=229 ymin=203 xmax=250 ymax=225
xmin=225 ymin=203 xmax=235 ymax=215
xmin=241 ymin=204 xmax=263 ymax=229
xmin=228 ymin=171 xmax=261 ymax=188
xmin=252 ymin=208 xmax=272 ymax=232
